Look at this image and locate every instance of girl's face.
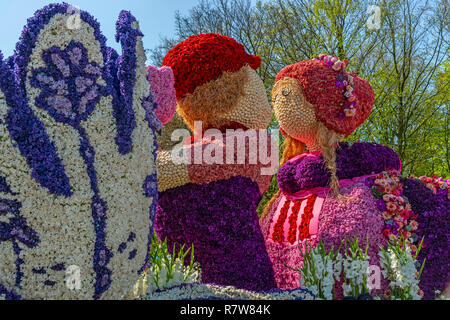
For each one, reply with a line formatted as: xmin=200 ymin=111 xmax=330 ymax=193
xmin=271 ymin=77 xmax=320 ymax=149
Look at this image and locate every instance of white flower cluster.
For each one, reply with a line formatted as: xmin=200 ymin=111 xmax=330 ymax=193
xmin=296 ymin=240 xmax=341 ymax=300
xmin=126 ymin=238 xmax=201 ymax=299
xmin=341 ymin=254 xmax=370 ymax=296
xmin=140 ymin=283 xmax=315 ymax=300
xmin=378 ymin=242 xmax=423 ymax=300
xmin=145 ymin=257 xmax=201 ymax=294
xmin=341 ymin=236 xmax=371 ymax=297
xmin=291 ymin=236 xmax=373 ymax=299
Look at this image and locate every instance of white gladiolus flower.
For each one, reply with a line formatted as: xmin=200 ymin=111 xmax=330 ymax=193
xmin=378 ymin=241 xmax=423 ymax=300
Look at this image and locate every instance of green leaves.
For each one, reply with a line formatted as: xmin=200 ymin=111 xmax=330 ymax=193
xmin=145 ymin=235 xmax=201 ymax=293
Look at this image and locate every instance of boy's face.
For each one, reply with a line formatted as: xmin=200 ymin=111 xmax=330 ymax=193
xmin=223 ymin=67 xmax=272 ymax=130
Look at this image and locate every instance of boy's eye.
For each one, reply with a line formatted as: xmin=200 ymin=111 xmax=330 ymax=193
xmin=282 ymin=88 xmax=292 ymax=96
xmin=272 ymin=94 xmax=279 ymax=103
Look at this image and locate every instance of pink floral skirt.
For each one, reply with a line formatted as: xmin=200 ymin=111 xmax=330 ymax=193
xmin=260 ymin=181 xmax=389 ymax=298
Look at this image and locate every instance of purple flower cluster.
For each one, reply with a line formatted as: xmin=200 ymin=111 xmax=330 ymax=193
xmin=277 ymin=142 xmax=401 ymax=194
xmin=112 ymin=10 xmax=143 ymax=154
xmin=402 ymin=177 xmax=450 ymax=299
xmin=155 ymin=176 xmax=277 ymax=292
xmin=140 ymin=170 xmax=159 ymax=275
xmin=142 ymin=94 xmax=163 ymax=132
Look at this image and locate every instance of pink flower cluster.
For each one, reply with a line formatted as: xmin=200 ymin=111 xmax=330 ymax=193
xmin=316 ymin=54 xmax=356 ymax=118
xmin=147 ymin=65 xmax=177 ymax=125
xmin=417 ymin=174 xmax=450 ymax=200
xmin=368 ymin=171 xmax=420 ymax=253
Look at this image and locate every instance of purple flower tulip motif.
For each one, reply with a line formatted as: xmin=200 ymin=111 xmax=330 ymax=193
xmin=30 ymin=43 xmax=109 ymax=126
xmin=0 ymin=4 xmax=159 ymax=300
xmin=28 ymin=41 xmax=114 ymax=300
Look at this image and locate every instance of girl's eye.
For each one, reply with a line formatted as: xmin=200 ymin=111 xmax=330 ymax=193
xmin=282 ymin=88 xmax=292 ymax=96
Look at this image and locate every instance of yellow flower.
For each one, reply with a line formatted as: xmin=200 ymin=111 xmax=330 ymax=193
xmin=389 ymin=234 xmax=397 ymax=242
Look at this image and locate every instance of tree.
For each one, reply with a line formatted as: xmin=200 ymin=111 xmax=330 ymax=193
xmin=350 ymin=0 xmax=449 ymax=177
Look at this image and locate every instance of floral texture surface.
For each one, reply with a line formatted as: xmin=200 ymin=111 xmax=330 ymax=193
xmin=156 ymin=176 xmax=277 ymax=292
xmin=401 ymin=177 xmax=449 ymax=299
xmin=261 ymin=182 xmax=388 ymax=297
xmin=277 ymin=142 xmax=401 ymax=194
xmin=0 ymin=4 xmax=162 ymax=300
xmin=146 ymin=65 xmax=176 ymax=126
xmin=261 ymin=144 xmax=398 ymax=295
xmin=140 ymin=282 xmax=315 ymax=300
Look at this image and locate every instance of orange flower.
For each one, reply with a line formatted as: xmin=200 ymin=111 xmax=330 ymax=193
xmin=382 ymin=211 xmax=393 ymax=220
xmin=410 ymin=220 xmax=418 ymax=231
xmin=418 ymin=289 xmax=424 ymax=299
xmin=386 ymin=202 xmax=397 ymax=212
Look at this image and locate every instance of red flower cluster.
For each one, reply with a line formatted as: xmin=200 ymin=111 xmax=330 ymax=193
xmin=272 ymin=199 xmax=291 ymax=243
xmin=298 ymin=195 xmax=317 ymax=240
xmin=287 ymin=199 xmax=304 ymax=244
xmin=162 ymin=33 xmax=261 ymax=100
xmin=275 ymin=59 xmax=374 ymax=137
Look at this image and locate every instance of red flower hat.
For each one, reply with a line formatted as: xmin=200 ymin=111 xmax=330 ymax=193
xmin=275 ymin=59 xmax=374 ymax=137
xmin=162 ymin=33 xmax=261 ymax=100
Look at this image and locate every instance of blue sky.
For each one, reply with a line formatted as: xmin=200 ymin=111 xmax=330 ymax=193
xmin=0 ymin=0 xmax=199 ymax=62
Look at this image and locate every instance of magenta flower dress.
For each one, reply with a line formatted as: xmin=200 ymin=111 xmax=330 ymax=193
xmin=260 ymin=142 xmax=449 ymax=299
xmin=261 ymin=143 xmax=401 ymax=298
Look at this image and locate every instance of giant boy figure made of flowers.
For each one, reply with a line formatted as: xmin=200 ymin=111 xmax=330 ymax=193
xmin=154 ymin=33 xmax=278 ymax=292
xmin=0 ymin=4 xmax=172 ymax=300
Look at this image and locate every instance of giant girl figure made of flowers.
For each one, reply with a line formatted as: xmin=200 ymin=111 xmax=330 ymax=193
xmin=154 ymin=33 xmax=278 ymax=292
xmin=0 ymin=4 xmax=175 ymax=300
xmin=260 ymin=56 xmax=449 ymax=299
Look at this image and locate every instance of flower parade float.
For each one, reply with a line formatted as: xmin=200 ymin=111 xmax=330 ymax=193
xmin=260 ymin=55 xmax=449 ymax=299
xmin=0 ymin=3 xmax=175 ymax=300
xmin=154 ymin=33 xmax=280 ymax=292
